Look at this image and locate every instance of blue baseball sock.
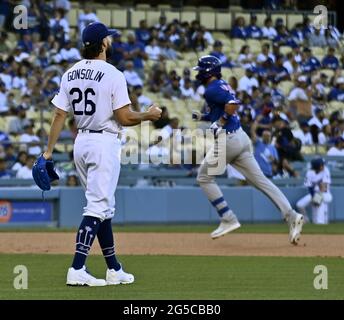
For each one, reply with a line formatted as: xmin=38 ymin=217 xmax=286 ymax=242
xmin=211 ymin=196 xmax=230 ymax=217
xmin=71 ymin=216 xmax=101 ymax=270
xmin=97 ymin=219 xmax=121 ymax=271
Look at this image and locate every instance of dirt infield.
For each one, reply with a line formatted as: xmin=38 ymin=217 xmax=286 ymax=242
xmin=0 ymin=232 xmax=343 ymax=257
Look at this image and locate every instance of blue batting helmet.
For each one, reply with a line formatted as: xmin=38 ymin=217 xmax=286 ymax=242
xmin=193 ymin=55 xmax=222 ymax=83
xmin=311 ymin=158 xmax=324 ymax=171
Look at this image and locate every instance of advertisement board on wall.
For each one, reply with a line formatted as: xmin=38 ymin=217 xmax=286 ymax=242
xmin=0 ymin=200 xmax=53 ymax=224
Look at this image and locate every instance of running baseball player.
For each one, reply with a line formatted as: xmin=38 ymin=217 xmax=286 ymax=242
xmin=192 ymin=55 xmax=304 ymax=244
xmin=296 ymin=158 xmax=332 ymax=224
xmin=36 ymin=22 xmax=161 ymax=286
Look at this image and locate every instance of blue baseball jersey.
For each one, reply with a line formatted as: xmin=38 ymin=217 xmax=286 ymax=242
xmin=203 ymin=79 xmax=241 ymax=133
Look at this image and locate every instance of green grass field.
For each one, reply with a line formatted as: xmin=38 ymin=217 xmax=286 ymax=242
xmin=0 ymin=254 xmax=343 ymax=300
xmin=2 ymin=222 xmax=344 ymax=234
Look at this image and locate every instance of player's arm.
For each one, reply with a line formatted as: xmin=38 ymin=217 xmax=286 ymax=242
xmin=114 ymin=103 xmax=161 ymax=126
xmin=43 ymin=108 xmax=68 ymax=160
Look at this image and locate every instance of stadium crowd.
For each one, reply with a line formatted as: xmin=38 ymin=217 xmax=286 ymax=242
xmin=0 ymin=1 xmax=344 ymax=183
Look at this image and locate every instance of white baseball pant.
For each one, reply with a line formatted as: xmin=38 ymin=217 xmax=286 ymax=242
xmin=296 ymin=192 xmax=332 ymax=224
xmin=73 ymin=132 xmax=121 ymax=221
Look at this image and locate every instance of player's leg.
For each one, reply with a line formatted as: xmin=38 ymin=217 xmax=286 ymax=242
xmin=230 ymin=130 xmax=304 ymax=244
xmin=97 ymin=219 xmax=134 ymax=285
xmin=296 ymin=194 xmax=312 ymax=216
xmin=197 ymin=136 xmax=241 ymax=239
xmin=66 ymin=136 xmax=106 ymax=286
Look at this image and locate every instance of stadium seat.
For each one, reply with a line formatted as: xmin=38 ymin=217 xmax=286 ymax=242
xmin=157 ymin=5 xmax=172 ymax=10
xmin=112 ymin=9 xmax=128 ymax=28
xmin=232 ymin=67 xmax=245 ymax=79
xmin=329 ymin=101 xmax=344 ymax=111
xmin=271 ymin=14 xmax=287 ymax=26
xmin=165 ymin=11 xmax=181 ymax=23
xmin=255 ymin=13 xmax=266 ymax=27
xmin=246 ymin=39 xmax=261 ymax=54
xmin=176 ymin=60 xmax=192 ymax=69
xmin=146 ymin=11 xmax=161 ymax=26
xmin=96 ymin=9 xmax=111 ymax=26
xmin=279 ymin=45 xmax=292 ymax=55
xmin=200 ymin=12 xmax=216 ymax=30
xmin=130 ymin=10 xmax=146 ymax=28
xmin=215 ymin=12 xmax=232 ymax=31
xmin=278 ymin=80 xmax=294 ymax=96
xmin=231 ymin=39 xmax=246 ymax=53
xmin=67 ymin=8 xmax=78 ymax=27
xmin=321 ymin=69 xmax=335 ymax=79
xmin=312 ymin=47 xmax=325 ymax=56
xmin=287 ymin=14 xmax=304 ymax=29
xmin=182 ymin=51 xmax=199 ymax=63
xmin=136 ymin=4 xmax=151 ymax=10
xmin=180 ymin=11 xmax=196 ymax=23
xmin=221 ymin=68 xmax=233 ymax=81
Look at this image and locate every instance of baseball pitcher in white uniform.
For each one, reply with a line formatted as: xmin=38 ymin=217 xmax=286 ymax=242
xmin=296 ymin=158 xmax=332 ymax=224
xmin=43 ymin=22 xmax=161 ymax=286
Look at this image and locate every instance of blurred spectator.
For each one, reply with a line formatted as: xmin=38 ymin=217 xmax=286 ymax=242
xmin=162 ymin=76 xmax=182 ymax=100
xmin=237 ymin=45 xmax=254 ymax=69
xmin=16 ymin=155 xmax=35 ymax=179
xmin=291 ymin=23 xmax=304 ymax=46
xmin=148 ymin=61 xmax=167 ymax=93
xmin=245 ymin=15 xmax=262 ymax=39
xmin=0 ymin=156 xmax=11 ymax=179
xmin=66 ymin=172 xmax=80 ymax=186
xmin=251 ymin=124 xmax=279 ymax=178
xmin=262 ymin=17 xmax=277 ymax=40
xmin=135 ymin=20 xmax=151 ymax=45
xmin=328 ymin=77 xmax=344 ymax=102
xmin=17 ymin=33 xmax=33 ymax=54
xmin=0 ymin=81 xmax=8 ymax=113
xmin=133 ymin=85 xmax=152 ymax=111
xmin=292 ymin=121 xmax=313 ymax=145
xmin=322 ymin=47 xmax=339 ymax=70
xmin=12 ymin=151 xmax=28 ymax=172
xmin=191 ymin=29 xmax=207 ymax=51
xmin=145 ymin=38 xmax=161 ymax=61
xmin=160 ymin=117 xmax=180 ymax=140
xmin=78 ymin=4 xmax=99 ymax=36
xmin=307 ymin=28 xmax=326 ymax=48
xmin=123 ymin=60 xmax=143 ymax=87
xmin=49 ymin=8 xmax=70 ymax=45
xmin=153 ymin=106 xmax=170 ymax=129
xmin=325 ymin=28 xmax=339 ymax=48
xmin=155 ymin=16 xmax=168 ymax=33
xmin=8 ymin=105 xmax=28 ymax=135
xmin=58 ymin=41 xmax=81 ymax=62
xmin=300 ymin=47 xmax=321 ymax=74
xmin=238 ymin=67 xmax=259 ymax=95
xmin=4 ymin=144 xmax=15 ymax=166
xmin=256 ymin=43 xmax=274 ymax=64
xmin=272 ymin=54 xmax=290 ymax=82
xmin=110 ymin=32 xmax=125 ymax=68
xmin=327 ymin=137 xmax=344 ymax=156
xmin=210 ymin=40 xmax=234 ymax=68
xmin=159 ymin=38 xmax=180 ymax=60
xmin=54 ymin=0 xmax=71 ymax=12
xmin=308 ymin=108 xmax=330 ymax=129
xmin=19 ymin=123 xmax=42 ymax=156
xmin=124 ymin=32 xmax=147 ymax=80
xmin=180 ymin=78 xmax=196 ymax=100
xmin=231 ymin=17 xmax=247 ymax=39
xmin=288 ymin=75 xmax=312 ymax=121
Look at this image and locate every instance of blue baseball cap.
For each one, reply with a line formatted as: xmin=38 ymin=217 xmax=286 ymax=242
xmin=82 ymin=22 xmax=120 ymax=46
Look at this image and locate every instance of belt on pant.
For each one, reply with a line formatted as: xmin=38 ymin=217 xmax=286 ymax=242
xmin=78 ymin=129 xmax=103 ymax=133
xmin=77 ymin=129 xmax=120 ymax=139
xmin=227 ymin=127 xmax=241 ymax=134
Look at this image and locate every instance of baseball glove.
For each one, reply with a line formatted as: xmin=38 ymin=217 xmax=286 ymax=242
xmin=312 ymin=192 xmax=323 ymax=206
xmin=32 ymin=155 xmax=59 ymax=191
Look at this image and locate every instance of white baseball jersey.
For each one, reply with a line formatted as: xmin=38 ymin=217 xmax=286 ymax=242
xmin=304 ymin=166 xmax=331 ymax=192
xmin=51 ymin=59 xmax=131 ymax=133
